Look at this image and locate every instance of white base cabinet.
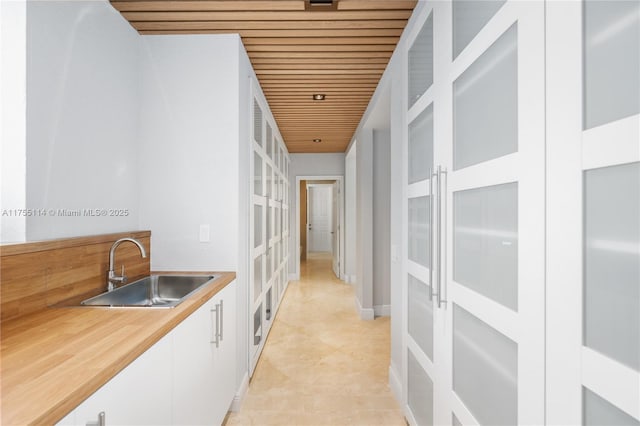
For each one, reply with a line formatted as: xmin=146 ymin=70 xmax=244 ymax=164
xmin=57 ymin=280 xmax=236 ymax=426
xmin=173 ymin=280 xmax=237 ymax=426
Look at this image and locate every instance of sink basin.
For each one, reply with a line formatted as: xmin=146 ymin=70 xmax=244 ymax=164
xmin=81 ymin=274 xmax=216 ymax=308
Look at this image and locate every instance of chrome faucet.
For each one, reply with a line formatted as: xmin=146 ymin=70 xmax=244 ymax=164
xmin=107 ymin=237 xmax=147 ymax=291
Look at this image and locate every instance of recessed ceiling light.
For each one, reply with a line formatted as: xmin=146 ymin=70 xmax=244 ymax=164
xmin=306 ymin=0 xmax=337 ymax=11
xmin=313 ymin=138 xmax=322 ymax=143
xmin=312 ymin=94 xmax=326 ymax=101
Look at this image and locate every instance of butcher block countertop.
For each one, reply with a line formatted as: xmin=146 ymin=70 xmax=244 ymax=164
xmin=0 ymin=271 xmax=236 ymax=426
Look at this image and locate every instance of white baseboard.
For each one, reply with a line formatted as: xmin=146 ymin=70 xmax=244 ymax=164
xmin=374 ymin=304 xmax=391 ymax=317
xmin=288 ymin=272 xmax=299 ymax=281
xmin=389 ymin=363 xmax=402 ymax=406
xmin=355 ymin=297 xmax=375 ymax=320
xmin=230 ymin=372 xmax=249 ymax=412
xmin=340 ymin=273 xmax=350 ymax=283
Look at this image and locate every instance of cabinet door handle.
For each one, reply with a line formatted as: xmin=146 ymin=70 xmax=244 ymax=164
xmin=210 ymin=304 xmax=220 ymax=347
xmin=429 ymin=167 xmax=435 ymax=301
xmin=86 ymin=411 xmax=105 ymax=426
xmin=219 ymin=299 xmax=224 ymax=342
xmin=436 ymin=166 xmax=448 ymax=309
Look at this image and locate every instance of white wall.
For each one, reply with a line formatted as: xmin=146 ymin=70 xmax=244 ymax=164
xmin=138 ymin=34 xmax=240 ymax=271
xmin=287 ymin=153 xmax=345 ymax=276
xmin=373 ymin=128 xmax=391 ymax=314
xmin=344 ymin=145 xmax=357 ymax=282
xmin=355 ymin=132 xmax=374 ymax=320
xmin=0 ymin=0 xmax=27 ymax=243
xmin=388 ymin=57 xmax=404 ymax=402
xmin=25 ymin=0 xmax=141 ymax=241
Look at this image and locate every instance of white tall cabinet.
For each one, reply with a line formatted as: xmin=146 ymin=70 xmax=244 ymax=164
xmin=250 ymin=81 xmax=291 ymax=375
xmin=396 ymin=1 xmax=639 ymax=425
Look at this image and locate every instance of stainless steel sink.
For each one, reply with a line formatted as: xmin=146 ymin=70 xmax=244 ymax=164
xmin=81 ymin=274 xmax=216 ymax=308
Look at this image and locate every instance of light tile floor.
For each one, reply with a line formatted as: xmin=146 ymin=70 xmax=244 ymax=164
xmin=226 ymin=252 xmax=405 ymax=426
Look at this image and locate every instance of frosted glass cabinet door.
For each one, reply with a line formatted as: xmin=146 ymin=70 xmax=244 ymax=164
xmin=453 ymin=183 xmax=518 ymax=310
xmin=254 ymin=205 xmax=262 ymax=248
xmin=254 ymin=152 xmax=262 ymax=196
xmin=584 ymin=161 xmax=640 ymax=371
xmin=452 ymin=0 xmax=506 ymax=59
xmin=408 ymin=350 xmax=434 ymax=426
xmin=408 ymin=196 xmax=430 ymax=268
xmin=408 ymin=274 xmax=434 ymax=361
xmin=583 ymin=0 xmax=640 ymax=129
xmin=453 ymin=305 xmax=518 ymax=426
xmin=583 ymin=387 xmax=640 ymax=426
xmin=453 ymin=24 xmax=518 ymax=170
xmin=253 ymin=256 xmax=262 ymax=302
xmin=253 ymin=100 xmax=262 ymax=146
xmin=408 ymin=13 xmax=433 ymax=108
xmin=408 ymin=104 xmax=434 ymax=184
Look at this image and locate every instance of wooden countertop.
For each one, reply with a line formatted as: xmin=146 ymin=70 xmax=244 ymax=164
xmin=0 ymin=271 xmax=236 ymax=426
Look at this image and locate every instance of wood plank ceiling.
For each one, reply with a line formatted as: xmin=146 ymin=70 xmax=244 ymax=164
xmin=110 ymin=0 xmax=417 ymax=153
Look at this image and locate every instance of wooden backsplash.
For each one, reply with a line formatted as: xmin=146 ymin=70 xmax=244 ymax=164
xmin=0 ymin=231 xmax=151 ymax=322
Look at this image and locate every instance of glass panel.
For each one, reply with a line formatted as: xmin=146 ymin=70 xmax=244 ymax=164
xmin=266 ymin=202 xmax=271 ymax=243
xmin=453 ymin=0 xmax=506 ymax=58
xmin=584 ymin=162 xmax=640 ymax=370
xmin=408 ymin=103 xmax=434 ymax=184
xmin=408 ymin=274 xmax=434 ymax=360
xmin=254 ymin=204 xmax=262 ymax=248
xmin=408 ymin=196 xmax=430 ymax=268
xmin=253 ymin=305 xmax=262 ymax=346
xmin=266 ymin=247 xmax=272 ymax=282
xmin=254 ymin=152 xmax=262 ymax=196
xmin=408 ymin=349 xmax=433 ymax=426
xmin=266 ymin=288 xmax=272 ymax=321
xmin=266 ymin=123 xmax=273 ymax=160
xmin=453 ymin=304 xmax=517 ymax=426
xmin=583 ymin=387 xmax=640 ymax=426
xmin=453 ymin=414 xmax=463 ymax=426
xmin=253 ymin=100 xmax=262 ymax=147
xmin=453 ymin=24 xmax=518 ymax=170
xmin=266 ymin=164 xmax=272 ymax=198
xmin=584 ymin=0 xmax=640 ymax=129
xmin=408 ymin=13 xmax=434 ymax=108
xmin=454 ymin=182 xmax=518 ymax=310
xmin=253 ymin=256 xmax=262 ymax=302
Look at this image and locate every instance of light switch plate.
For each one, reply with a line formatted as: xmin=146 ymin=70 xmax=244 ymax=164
xmin=199 ymin=224 xmax=210 ymax=242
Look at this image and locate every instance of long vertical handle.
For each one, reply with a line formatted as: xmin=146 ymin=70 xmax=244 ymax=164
xmin=428 ymin=168 xmax=435 ymax=300
xmin=210 ymin=304 xmax=220 ymax=347
xmin=219 ymin=299 xmax=224 ymax=341
xmin=86 ymin=411 xmax=105 ymax=426
xmin=437 ymin=166 xmax=448 ymax=309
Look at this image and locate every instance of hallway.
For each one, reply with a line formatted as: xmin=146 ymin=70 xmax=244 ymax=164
xmin=227 ymin=253 xmax=404 ymax=425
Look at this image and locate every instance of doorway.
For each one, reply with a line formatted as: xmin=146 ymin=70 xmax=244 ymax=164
xmin=295 ymin=176 xmax=344 ymax=281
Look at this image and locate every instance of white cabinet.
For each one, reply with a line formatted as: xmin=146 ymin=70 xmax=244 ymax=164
xmin=398 ymin=0 xmax=640 ymax=425
xmin=173 ymin=280 xmax=237 ymax=426
xmin=402 ymin=1 xmax=546 ymax=425
xmin=58 ymin=281 xmax=236 ymax=426
xmin=73 ymin=333 xmax=173 ymax=426
xmin=250 ymin=83 xmax=290 ymax=375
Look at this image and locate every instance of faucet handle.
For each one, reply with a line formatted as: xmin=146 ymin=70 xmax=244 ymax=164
xmin=121 ymin=264 xmax=127 ymax=284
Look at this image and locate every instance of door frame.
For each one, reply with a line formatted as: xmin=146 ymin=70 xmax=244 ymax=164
xmin=294 ymin=175 xmax=344 ymax=281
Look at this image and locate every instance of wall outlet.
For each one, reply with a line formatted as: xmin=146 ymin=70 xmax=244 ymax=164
xmin=199 ymin=224 xmax=210 ymax=242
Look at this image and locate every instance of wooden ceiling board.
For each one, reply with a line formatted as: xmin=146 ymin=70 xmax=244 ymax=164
xmin=110 ymin=0 xmax=417 ymax=153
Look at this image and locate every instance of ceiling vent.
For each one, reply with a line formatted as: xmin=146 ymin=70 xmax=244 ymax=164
xmin=305 ymin=0 xmax=338 ymax=11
